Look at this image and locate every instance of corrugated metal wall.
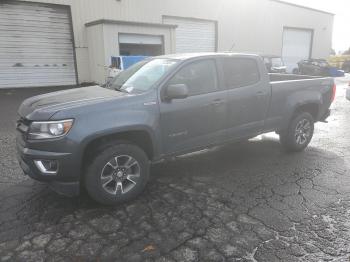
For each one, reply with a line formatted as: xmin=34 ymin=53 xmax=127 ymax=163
xmin=0 ymin=1 xmax=77 ymax=88
xmin=4 ymin=0 xmax=334 ymax=85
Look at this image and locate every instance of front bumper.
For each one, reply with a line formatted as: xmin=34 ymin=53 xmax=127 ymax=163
xmin=16 ymin=130 xmax=81 ymax=196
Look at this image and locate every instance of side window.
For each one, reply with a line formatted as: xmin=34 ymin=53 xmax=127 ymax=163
xmin=222 ymin=58 xmax=260 ymax=89
xmin=168 ymin=60 xmax=218 ymax=96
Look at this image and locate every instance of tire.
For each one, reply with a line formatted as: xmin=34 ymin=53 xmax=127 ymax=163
xmin=85 ymin=142 xmax=150 ymax=205
xmin=279 ymin=112 xmax=314 ymax=152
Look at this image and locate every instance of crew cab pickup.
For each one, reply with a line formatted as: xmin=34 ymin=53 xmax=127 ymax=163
xmin=16 ymin=53 xmax=335 ymax=205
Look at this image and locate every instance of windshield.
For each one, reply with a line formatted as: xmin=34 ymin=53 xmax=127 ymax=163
xmin=110 ymin=58 xmax=179 ymax=93
xmin=271 ymin=57 xmax=284 ymax=67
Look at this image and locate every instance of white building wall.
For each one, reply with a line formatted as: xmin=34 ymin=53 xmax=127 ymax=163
xmin=102 ymin=24 xmax=176 ymax=66
xmin=86 ymin=24 xmax=105 ymax=84
xmin=17 ymin=0 xmax=334 ymax=84
xmin=87 ymin=23 xmax=176 ymax=84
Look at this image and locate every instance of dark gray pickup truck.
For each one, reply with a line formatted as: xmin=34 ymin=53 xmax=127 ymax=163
xmin=16 ymin=53 xmax=335 ymax=205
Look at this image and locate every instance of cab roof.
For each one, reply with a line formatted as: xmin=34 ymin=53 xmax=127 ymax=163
xmin=157 ymin=52 xmax=261 ymax=61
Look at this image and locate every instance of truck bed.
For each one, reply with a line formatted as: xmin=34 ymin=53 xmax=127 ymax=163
xmin=264 ymin=73 xmax=334 ymax=132
xmin=269 ymin=73 xmax=324 ymax=82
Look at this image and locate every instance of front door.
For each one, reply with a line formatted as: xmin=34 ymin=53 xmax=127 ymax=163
xmin=160 ymin=59 xmax=227 ymax=155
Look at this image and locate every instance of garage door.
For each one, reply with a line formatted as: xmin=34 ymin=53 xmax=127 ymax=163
xmin=163 ymin=17 xmax=216 ymax=53
xmin=119 ymin=34 xmax=164 ymax=56
xmin=0 ymin=1 xmax=77 ymax=88
xmin=119 ymin=34 xmax=163 ymax=45
xmin=282 ymin=28 xmax=313 ymax=73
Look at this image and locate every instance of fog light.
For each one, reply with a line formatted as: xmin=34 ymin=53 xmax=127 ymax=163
xmin=34 ymin=160 xmax=59 ymax=175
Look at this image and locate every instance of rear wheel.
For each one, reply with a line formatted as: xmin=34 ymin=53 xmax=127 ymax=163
xmin=280 ymin=112 xmax=314 ymax=152
xmin=85 ymin=143 xmax=150 ymax=205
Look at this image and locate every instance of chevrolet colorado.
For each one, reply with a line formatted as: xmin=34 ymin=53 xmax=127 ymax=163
xmin=16 ymin=53 xmax=335 ymax=205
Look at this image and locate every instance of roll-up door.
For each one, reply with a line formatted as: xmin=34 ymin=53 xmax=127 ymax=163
xmin=0 ymin=1 xmax=77 ymax=88
xmin=282 ymin=28 xmax=313 ymax=73
xmin=119 ymin=33 xmax=164 ymax=56
xmin=163 ymin=17 xmax=216 ymax=53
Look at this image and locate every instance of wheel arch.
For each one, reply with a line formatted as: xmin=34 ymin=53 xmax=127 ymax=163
xmin=292 ymin=102 xmax=320 ymax=120
xmin=279 ymin=101 xmax=321 ymax=132
xmin=80 ymin=128 xmax=157 ymax=175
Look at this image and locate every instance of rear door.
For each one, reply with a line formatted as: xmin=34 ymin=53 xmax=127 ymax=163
xmin=160 ymin=59 xmax=227 ymax=155
xmin=220 ymin=57 xmax=270 ymax=139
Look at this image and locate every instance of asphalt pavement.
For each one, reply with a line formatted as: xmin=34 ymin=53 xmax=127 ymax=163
xmin=0 ymin=80 xmax=350 ymax=262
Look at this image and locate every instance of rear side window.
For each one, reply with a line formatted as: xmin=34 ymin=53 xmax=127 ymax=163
xmin=168 ymin=59 xmax=218 ymax=96
xmin=222 ymin=58 xmax=260 ymax=89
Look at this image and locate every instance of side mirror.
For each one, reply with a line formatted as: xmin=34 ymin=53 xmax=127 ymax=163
xmin=165 ymin=84 xmax=189 ymax=100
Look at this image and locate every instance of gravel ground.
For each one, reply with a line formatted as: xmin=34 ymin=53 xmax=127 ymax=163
xmin=0 ymin=80 xmax=350 ymax=261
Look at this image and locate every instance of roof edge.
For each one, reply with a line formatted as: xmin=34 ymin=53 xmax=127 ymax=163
xmin=85 ymin=19 xmax=178 ymax=28
xmin=269 ymin=0 xmax=335 ymax=16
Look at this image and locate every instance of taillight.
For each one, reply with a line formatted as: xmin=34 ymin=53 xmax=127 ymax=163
xmin=331 ymin=84 xmax=336 ymax=103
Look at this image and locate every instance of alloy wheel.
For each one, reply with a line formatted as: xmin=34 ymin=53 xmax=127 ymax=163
xmin=100 ymin=155 xmax=140 ymax=195
xmin=294 ymin=119 xmax=312 ymax=145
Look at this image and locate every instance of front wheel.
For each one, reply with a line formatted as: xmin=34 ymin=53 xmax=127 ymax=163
xmin=279 ymin=112 xmax=314 ymax=152
xmin=85 ymin=143 xmax=150 ymax=205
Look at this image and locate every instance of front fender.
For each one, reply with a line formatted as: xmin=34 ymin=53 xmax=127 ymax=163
xmin=79 ymin=124 xmax=159 ymax=158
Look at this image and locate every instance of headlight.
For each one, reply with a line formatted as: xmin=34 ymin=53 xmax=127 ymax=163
xmin=28 ymin=119 xmax=74 ymax=140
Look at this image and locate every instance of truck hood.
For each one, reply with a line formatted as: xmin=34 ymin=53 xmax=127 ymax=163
xmin=18 ymin=86 xmax=127 ymax=120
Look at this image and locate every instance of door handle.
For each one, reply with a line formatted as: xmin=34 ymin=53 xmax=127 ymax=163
xmin=256 ymin=91 xmax=266 ymax=96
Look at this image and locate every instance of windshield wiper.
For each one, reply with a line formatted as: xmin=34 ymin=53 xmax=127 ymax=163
xmin=112 ymin=85 xmax=123 ymax=91
xmin=113 ymin=86 xmax=130 ymax=93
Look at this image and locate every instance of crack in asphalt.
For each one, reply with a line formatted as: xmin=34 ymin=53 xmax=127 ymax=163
xmin=1 ymin=84 xmax=350 ymax=261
